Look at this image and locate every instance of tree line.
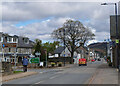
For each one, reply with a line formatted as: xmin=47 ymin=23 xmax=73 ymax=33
xmin=34 ymin=19 xmax=95 ymax=63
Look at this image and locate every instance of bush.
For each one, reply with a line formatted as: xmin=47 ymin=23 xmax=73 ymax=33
xmin=108 ymin=62 xmax=112 ymax=66
xmin=51 ymin=62 xmax=55 ymax=67
xmin=107 ymin=56 xmax=111 ymax=63
xmin=58 ymin=62 xmax=62 ymax=67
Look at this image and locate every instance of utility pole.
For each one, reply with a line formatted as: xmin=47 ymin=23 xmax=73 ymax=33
xmin=63 ymin=28 xmax=65 ymax=66
xmin=45 ymin=49 xmax=47 ymax=67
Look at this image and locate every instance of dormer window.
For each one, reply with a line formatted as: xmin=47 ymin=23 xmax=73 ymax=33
xmin=24 ymin=38 xmax=29 ymax=44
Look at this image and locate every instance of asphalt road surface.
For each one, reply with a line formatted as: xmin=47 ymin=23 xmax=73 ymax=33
xmin=3 ymin=60 xmax=105 ymax=85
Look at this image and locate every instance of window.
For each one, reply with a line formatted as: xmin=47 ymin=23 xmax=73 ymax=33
xmin=0 ymin=37 xmax=3 ymax=42
xmin=13 ymin=38 xmax=17 ymax=43
xmin=7 ymin=37 xmax=12 ymax=42
xmin=24 ymin=38 xmax=29 ymax=44
xmin=9 ymin=48 xmax=11 ymax=52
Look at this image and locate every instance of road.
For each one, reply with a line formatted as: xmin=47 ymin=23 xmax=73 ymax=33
xmin=3 ymin=60 xmax=105 ymax=85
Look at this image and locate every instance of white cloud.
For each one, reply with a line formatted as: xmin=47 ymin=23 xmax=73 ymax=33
xmin=87 ymin=40 xmax=98 ymax=45
xmin=2 ymin=2 xmax=115 ymax=42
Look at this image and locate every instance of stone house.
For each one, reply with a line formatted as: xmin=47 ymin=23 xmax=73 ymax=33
xmin=54 ymin=47 xmax=71 ymax=57
xmin=0 ymin=32 xmax=34 ymax=65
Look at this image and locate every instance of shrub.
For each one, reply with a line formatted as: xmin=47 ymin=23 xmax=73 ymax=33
xmin=107 ymin=56 xmax=111 ymax=63
xmin=58 ymin=62 xmax=62 ymax=67
xmin=51 ymin=62 xmax=55 ymax=67
xmin=108 ymin=62 xmax=112 ymax=66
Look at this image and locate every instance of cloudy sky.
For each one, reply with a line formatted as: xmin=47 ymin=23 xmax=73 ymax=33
xmin=1 ymin=0 xmax=120 ymax=44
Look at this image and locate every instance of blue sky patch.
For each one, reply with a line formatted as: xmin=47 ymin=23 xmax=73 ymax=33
xmin=15 ymin=17 xmax=54 ymax=27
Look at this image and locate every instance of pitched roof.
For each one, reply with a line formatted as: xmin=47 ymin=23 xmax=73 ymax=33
xmin=54 ymin=47 xmax=65 ymax=54
xmin=17 ymin=36 xmax=34 ymax=48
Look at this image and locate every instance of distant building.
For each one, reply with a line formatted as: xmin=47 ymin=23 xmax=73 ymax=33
xmin=54 ymin=47 xmax=71 ymax=57
xmin=74 ymin=46 xmax=88 ymax=64
xmin=88 ymin=42 xmax=107 ymax=60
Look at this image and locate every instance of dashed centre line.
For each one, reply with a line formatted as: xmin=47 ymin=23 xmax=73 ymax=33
xmin=49 ymin=75 xmax=59 ymax=79
xmin=35 ymin=81 xmax=44 ymax=84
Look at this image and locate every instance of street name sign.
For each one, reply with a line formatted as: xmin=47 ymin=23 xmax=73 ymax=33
xmin=2 ymin=43 xmax=17 ymax=48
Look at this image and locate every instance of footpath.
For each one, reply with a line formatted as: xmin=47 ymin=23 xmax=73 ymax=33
xmin=2 ymin=64 xmax=73 ymax=82
xmin=88 ymin=62 xmax=119 ymax=84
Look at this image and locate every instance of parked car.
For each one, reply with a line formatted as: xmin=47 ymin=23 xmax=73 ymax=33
xmin=91 ymin=59 xmax=95 ymax=62
xmin=79 ymin=58 xmax=87 ymax=66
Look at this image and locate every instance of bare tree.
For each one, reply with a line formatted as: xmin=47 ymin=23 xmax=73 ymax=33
xmin=52 ymin=19 xmax=95 ymax=63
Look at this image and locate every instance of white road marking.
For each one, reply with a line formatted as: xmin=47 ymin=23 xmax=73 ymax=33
xmin=49 ymin=75 xmax=58 ymax=79
xmin=39 ymin=72 xmax=43 ymax=73
xmin=35 ymin=81 xmax=44 ymax=84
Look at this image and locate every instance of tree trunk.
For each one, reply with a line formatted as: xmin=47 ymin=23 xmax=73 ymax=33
xmin=71 ymin=52 xmax=74 ymax=64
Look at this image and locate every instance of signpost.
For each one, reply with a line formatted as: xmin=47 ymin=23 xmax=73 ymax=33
xmin=29 ymin=52 xmax=41 ymax=67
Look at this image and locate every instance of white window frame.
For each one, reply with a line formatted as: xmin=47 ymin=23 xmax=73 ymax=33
xmin=7 ymin=37 xmax=12 ymax=43
xmin=13 ymin=38 xmax=18 ymax=43
xmin=24 ymin=38 xmax=29 ymax=44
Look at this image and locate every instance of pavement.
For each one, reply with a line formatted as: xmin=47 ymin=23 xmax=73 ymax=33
xmin=88 ymin=62 xmax=118 ymax=84
xmin=2 ymin=72 xmax=38 ymax=82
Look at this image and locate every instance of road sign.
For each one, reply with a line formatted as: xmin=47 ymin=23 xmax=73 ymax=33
xmin=29 ymin=57 xmax=40 ymax=63
xmin=2 ymin=43 xmax=17 ymax=48
xmin=116 ymin=39 xmax=119 ymax=44
xmin=35 ymin=52 xmax=41 ymax=56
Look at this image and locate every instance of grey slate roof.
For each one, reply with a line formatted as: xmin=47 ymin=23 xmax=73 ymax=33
xmin=0 ymin=32 xmax=34 ymax=48
xmin=54 ymin=47 xmax=65 ymax=54
xmin=17 ymin=36 xmax=34 ymax=48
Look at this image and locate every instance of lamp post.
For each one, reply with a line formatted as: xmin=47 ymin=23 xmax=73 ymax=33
xmin=63 ymin=28 xmax=66 ymax=66
xmin=44 ymin=49 xmax=47 ymax=67
xmin=101 ymin=3 xmax=119 ymax=70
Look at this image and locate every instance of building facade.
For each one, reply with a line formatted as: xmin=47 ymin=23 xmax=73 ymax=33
xmin=0 ymin=32 xmax=34 ymax=65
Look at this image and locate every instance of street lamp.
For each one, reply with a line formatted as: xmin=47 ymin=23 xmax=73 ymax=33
xmin=44 ymin=49 xmax=47 ymax=67
xmin=101 ymin=2 xmax=119 ymax=70
xmin=63 ymin=28 xmax=66 ymax=66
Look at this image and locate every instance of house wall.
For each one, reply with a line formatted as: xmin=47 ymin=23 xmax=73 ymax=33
xmin=60 ymin=48 xmax=71 ymax=57
xmin=0 ymin=33 xmax=34 ymax=63
xmin=17 ymin=48 xmax=32 ymax=54
xmin=3 ymin=48 xmax=16 ymax=53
